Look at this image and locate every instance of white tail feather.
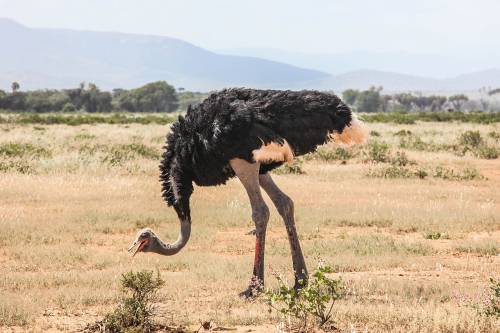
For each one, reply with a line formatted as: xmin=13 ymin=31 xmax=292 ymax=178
xmin=330 ymin=114 xmax=369 ymax=145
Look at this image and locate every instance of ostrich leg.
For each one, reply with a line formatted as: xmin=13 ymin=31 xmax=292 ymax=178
xmin=259 ymin=173 xmax=308 ymax=289
xmin=230 ymin=159 xmax=270 ymax=297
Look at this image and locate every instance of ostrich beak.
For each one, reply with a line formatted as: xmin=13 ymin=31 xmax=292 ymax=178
xmin=127 ymin=239 xmax=149 ymax=257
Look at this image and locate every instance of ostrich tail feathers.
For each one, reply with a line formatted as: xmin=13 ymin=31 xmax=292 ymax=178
xmin=330 ymin=114 xmax=369 ymax=145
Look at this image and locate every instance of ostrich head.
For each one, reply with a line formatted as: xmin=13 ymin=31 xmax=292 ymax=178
xmin=128 ymin=228 xmax=157 ymax=256
xmin=128 ymin=214 xmax=191 ymax=257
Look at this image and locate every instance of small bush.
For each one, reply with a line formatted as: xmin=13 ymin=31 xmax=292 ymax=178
xmin=398 ymin=135 xmax=442 ymax=152
xmin=366 ymin=164 xmax=428 ymax=179
xmin=273 ymin=159 xmax=305 ymax=175
xmin=459 ymin=130 xmax=483 ymax=148
xmin=85 ymin=270 xmax=166 ymax=333
xmin=474 ymin=146 xmax=498 ymax=159
xmin=0 ymin=160 xmax=32 ymax=174
xmin=483 ymin=278 xmax=500 ymax=318
xmin=0 ymin=143 xmax=51 ymax=159
xmin=455 ymin=241 xmax=498 ymax=256
xmin=0 ymin=300 xmax=30 ymax=326
xmin=390 ymin=151 xmax=412 ymax=167
xmin=313 ymin=146 xmax=353 ymax=161
xmin=488 ymin=131 xmax=500 ymax=141
xmin=425 ymin=232 xmax=449 ymax=240
xmin=364 ymin=141 xmax=390 ymax=163
xmin=366 ymin=165 xmax=414 ymax=179
xmin=414 ymin=168 xmax=429 ymax=179
xmin=369 ymin=130 xmax=381 ymax=137
xmin=104 ymin=144 xmax=160 ymax=165
xmin=266 ymin=264 xmax=346 ymax=331
xmin=74 ymin=133 xmax=96 ymax=141
xmin=394 ymin=129 xmax=412 ymax=136
xmin=432 ymin=166 xmax=484 ymax=181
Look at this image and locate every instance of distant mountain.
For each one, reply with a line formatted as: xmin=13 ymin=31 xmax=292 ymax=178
xmin=0 ymin=18 xmax=329 ymax=91
xmin=1 ymin=18 xmax=499 ymax=92
xmin=218 ymin=47 xmax=500 ymax=79
xmin=313 ymin=69 xmax=500 ymax=92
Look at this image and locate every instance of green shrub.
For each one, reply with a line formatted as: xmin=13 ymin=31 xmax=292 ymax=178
xmin=425 ymin=232 xmax=449 ymax=240
xmin=369 ymin=130 xmax=381 ymax=137
xmin=398 ymin=135 xmax=440 ymax=152
xmin=432 ymin=166 xmax=484 ymax=181
xmin=455 ymin=241 xmax=498 ymax=256
xmin=459 ymin=130 xmax=483 ymax=148
xmin=85 ymin=270 xmax=165 ymax=333
xmin=362 ymin=111 xmax=500 ymax=124
xmin=273 ymin=159 xmax=305 ymax=175
xmin=111 ymin=144 xmax=157 ymax=164
xmin=390 ymin=151 xmax=412 ymax=167
xmin=483 ymin=278 xmax=500 ymax=318
xmin=5 ymin=113 xmax=177 ymax=126
xmin=0 ymin=143 xmax=51 ymax=159
xmin=364 ymin=141 xmax=390 ymax=163
xmin=74 ymin=133 xmax=96 ymax=141
xmin=488 ymin=131 xmax=500 ymax=141
xmin=474 ymin=146 xmax=498 ymax=159
xmin=0 ymin=160 xmax=32 ymax=174
xmin=394 ymin=129 xmax=412 ymax=136
xmin=414 ymin=168 xmax=429 ymax=179
xmin=266 ymin=264 xmax=346 ymax=331
xmin=366 ymin=165 xmax=417 ymax=179
xmin=313 ymin=146 xmax=353 ymax=161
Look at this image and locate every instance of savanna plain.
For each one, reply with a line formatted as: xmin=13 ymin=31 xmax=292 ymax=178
xmin=0 ymin=114 xmax=499 ymax=332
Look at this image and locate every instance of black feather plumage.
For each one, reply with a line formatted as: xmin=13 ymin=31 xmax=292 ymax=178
xmin=159 ymin=88 xmax=353 ymax=211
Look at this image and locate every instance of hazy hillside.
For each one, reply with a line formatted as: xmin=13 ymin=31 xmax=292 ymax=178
xmin=219 ymin=47 xmax=500 ymax=80
xmin=1 ymin=18 xmax=499 ymax=92
xmin=0 ymin=18 xmax=329 ymax=91
xmin=314 ymin=69 xmax=500 ymax=92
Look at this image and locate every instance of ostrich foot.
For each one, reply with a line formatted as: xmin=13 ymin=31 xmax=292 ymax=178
xmin=239 ymin=276 xmax=263 ymax=298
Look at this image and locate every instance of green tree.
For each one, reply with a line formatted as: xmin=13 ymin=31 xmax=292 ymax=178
xmin=488 ymin=88 xmax=500 ymax=96
xmin=394 ymin=93 xmax=416 ymax=111
xmin=429 ymin=96 xmax=447 ymax=112
xmin=342 ymin=89 xmax=359 ymax=106
xmin=0 ymin=90 xmax=7 ymax=108
xmin=449 ymin=94 xmax=469 ymax=111
xmin=11 ymin=82 xmax=20 ymax=93
xmin=117 ymin=81 xmax=178 ymax=113
xmin=83 ymin=83 xmax=112 ymax=112
xmin=355 ymin=87 xmax=382 ymax=113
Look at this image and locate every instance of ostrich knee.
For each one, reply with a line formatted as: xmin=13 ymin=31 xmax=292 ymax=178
xmin=253 ymin=204 xmax=270 ymax=228
xmin=275 ymin=194 xmax=294 ymax=219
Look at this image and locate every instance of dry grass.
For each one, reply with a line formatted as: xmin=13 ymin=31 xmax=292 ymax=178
xmin=0 ymin=121 xmax=499 ymax=332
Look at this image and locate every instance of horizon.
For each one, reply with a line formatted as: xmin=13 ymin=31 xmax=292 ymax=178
xmin=1 ymin=2 xmax=500 ymax=91
xmin=1 ymin=16 xmax=499 ymax=80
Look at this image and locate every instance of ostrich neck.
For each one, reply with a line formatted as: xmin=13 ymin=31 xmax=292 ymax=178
xmin=154 ymin=197 xmax=192 ymax=256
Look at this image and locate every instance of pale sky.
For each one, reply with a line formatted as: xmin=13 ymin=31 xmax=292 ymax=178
xmin=1 ymin=0 xmax=499 ymax=55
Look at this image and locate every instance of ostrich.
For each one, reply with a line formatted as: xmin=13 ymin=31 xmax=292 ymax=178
xmin=128 ymin=88 xmax=368 ymax=297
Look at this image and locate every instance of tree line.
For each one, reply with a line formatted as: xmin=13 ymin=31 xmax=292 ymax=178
xmin=0 ymin=81 xmax=179 ymax=113
xmin=1 ymin=81 xmax=499 ymax=114
xmin=342 ymin=87 xmax=500 ymax=113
